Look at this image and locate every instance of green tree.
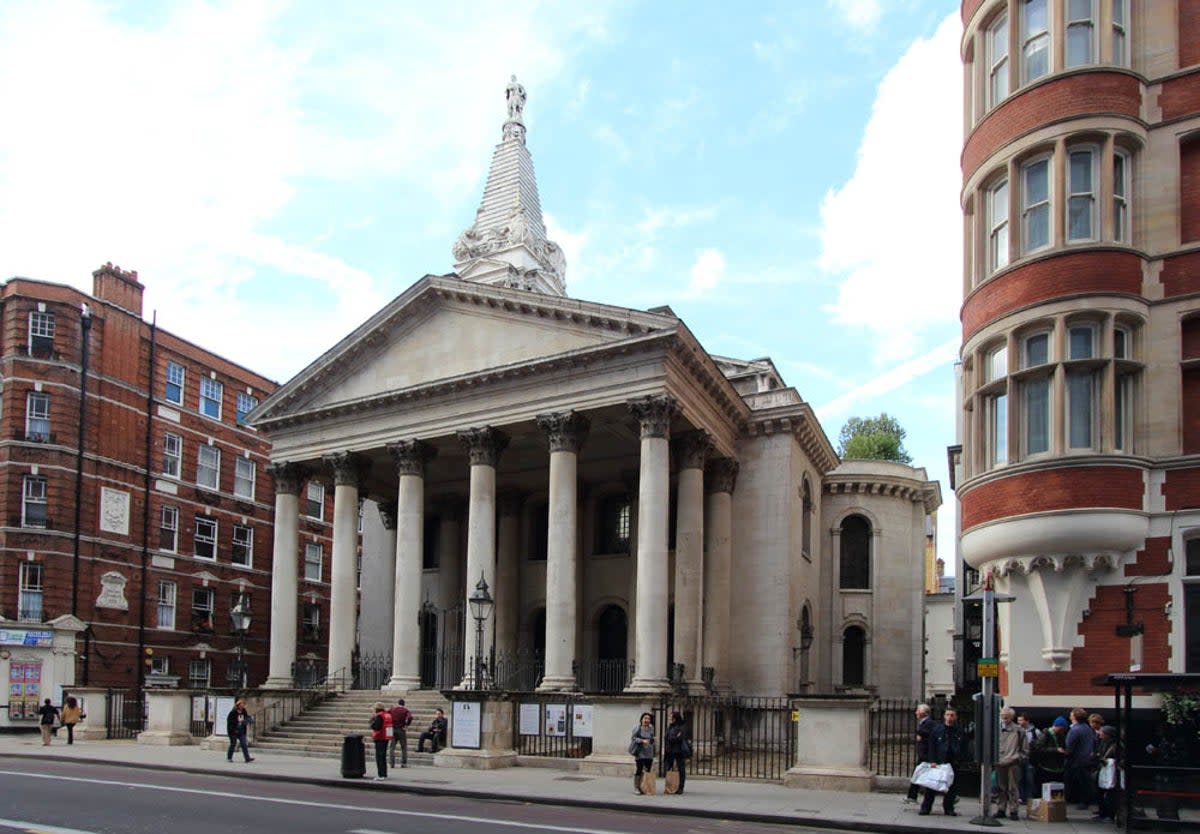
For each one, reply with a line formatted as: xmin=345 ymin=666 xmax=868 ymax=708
xmin=837 ymin=413 xmax=912 ymax=463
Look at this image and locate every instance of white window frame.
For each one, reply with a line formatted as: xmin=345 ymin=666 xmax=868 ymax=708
xmin=25 ymin=392 xmax=51 ymax=442
xmin=162 ymin=432 xmax=182 ymax=478
xmin=1023 ymin=331 xmax=1051 ymax=368
xmin=988 ymin=177 xmax=1010 ymax=273
xmin=192 ymin=587 xmax=215 ymax=631
xmin=988 ymin=391 xmax=1009 ymax=467
xmin=304 ymin=542 xmax=323 ymax=582
xmin=234 ymin=456 xmax=255 ymax=500
xmin=987 ymin=13 xmax=1009 ymax=110
xmin=165 ymin=361 xmax=185 ymax=406
xmin=1021 ymin=374 xmax=1052 ymax=456
xmin=159 ymin=505 xmax=179 ymax=552
xmin=188 ymin=658 xmax=211 ymax=689
xmin=1065 ymin=0 xmax=1096 ymax=68
xmin=197 ymin=444 xmax=220 ymax=491
xmin=1068 ymin=323 xmax=1097 ymax=359
xmin=1021 ymin=0 xmax=1050 ymax=83
xmin=987 ymin=344 xmax=1008 ymax=383
xmin=232 ymin=524 xmax=253 ymax=568
xmin=302 ymin=603 xmax=321 ymax=642
xmin=194 ymin=516 xmax=218 ymax=560
xmin=1113 ymin=149 xmax=1130 ymax=243
xmin=157 ymin=580 xmax=177 ymax=630
xmin=1022 ymin=156 xmax=1052 ymax=253
xmin=1067 ymin=146 xmax=1098 ymax=242
xmin=150 ymin=656 xmax=170 ymax=676
xmin=18 ymin=562 xmax=43 ymax=621
xmin=22 ymin=475 xmax=48 ymax=528
xmin=199 ymin=376 xmax=223 ymax=421
xmin=1067 ymin=369 xmax=1097 ymax=449
xmin=1115 ymin=372 xmax=1133 ymax=451
xmin=1114 ymin=325 xmax=1132 ymax=360
xmin=235 ymin=392 xmax=258 ymax=425
xmin=305 ymin=482 xmax=325 ymax=521
xmin=1111 ymin=0 xmax=1128 ymax=67
xmin=28 ymin=311 xmax=55 ymax=354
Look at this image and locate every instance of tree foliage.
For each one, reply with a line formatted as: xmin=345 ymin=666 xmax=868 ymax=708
xmin=837 ymin=413 xmax=912 ymax=463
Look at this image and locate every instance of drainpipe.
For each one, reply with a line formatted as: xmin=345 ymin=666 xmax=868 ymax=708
xmin=70 ymin=303 xmax=93 ymax=617
xmin=136 ymin=315 xmax=157 ymax=700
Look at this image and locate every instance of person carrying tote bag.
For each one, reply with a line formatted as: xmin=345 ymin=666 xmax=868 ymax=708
xmin=664 ymin=711 xmax=689 ymax=795
xmin=630 ymin=712 xmax=656 ymax=795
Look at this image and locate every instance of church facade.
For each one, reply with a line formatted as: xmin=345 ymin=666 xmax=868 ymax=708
xmin=250 ymin=81 xmax=940 ymax=700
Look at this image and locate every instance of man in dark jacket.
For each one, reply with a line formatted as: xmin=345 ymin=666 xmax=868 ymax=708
xmin=919 ymin=708 xmax=964 ymax=816
xmin=1065 ymin=707 xmax=1097 ymax=809
xmin=906 ymin=704 xmax=936 ymax=803
xmin=225 ymin=699 xmax=254 ymax=763
xmin=417 ymin=708 xmax=447 ymax=753
xmin=388 ymin=699 xmax=413 ymax=768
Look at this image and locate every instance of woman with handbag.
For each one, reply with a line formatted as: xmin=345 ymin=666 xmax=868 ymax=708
xmin=1093 ymin=725 xmax=1122 ymax=822
xmin=630 ymin=712 xmax=655 ymax=795
xmin=60 ymin=696 xmax=84 ymax=745
xmin=664 ymin=711 xmax=690 ymax=795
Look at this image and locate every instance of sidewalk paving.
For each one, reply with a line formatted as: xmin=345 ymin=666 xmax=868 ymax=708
xmin=0 ymin=734 xmax=1119 ymax=833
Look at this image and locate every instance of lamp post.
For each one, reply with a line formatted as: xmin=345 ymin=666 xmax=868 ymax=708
xmin=230 ymin=599 xmax=252 ymax=690
xmin=964 ymin=570 xmax=1014 ymax=827
xmin=468 ymin=575 xmax=494 ymax=691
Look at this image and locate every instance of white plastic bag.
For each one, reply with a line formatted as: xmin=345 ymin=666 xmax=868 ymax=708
xmin=911 ymin=762 xmax=955 ymax=793
xmin=1098 ymin=758 xmax=1117 ymax=790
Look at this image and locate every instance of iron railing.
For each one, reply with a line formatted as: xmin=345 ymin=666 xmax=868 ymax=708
xmin=249 ymin=666 xmax=347 ymax=744
xmin=353 ymin=652 xmax=392 ymax=690
xmin=576 ymin=658 xmax=630 ymax=693
xmin=654 ymin=694 xmax=794 ymax=781
xmin=104 ymin=689 xmax=145 ymax=739
xmin=511 ymin=693 xmax=593 ymax=758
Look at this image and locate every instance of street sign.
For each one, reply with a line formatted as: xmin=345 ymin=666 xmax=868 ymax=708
xmin=977 ymin=657 xmax=999 ymax=678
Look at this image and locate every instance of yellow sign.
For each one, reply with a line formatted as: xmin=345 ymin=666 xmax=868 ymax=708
xmin=791 ymin=710 xmax=800 ymax=722
xmin=977 ymin=657 xmax=999 ymax=678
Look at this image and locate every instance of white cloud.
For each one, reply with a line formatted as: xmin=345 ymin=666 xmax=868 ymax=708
xmin=816 ymin=13 xmax=962 ymax=365
xmin=544 ymin=212 xmax=589 ymax=288
xmin=593 ymin=124 xmax=631 ymax=163
xmin=687 ymin=249 xmax=726 ymax=295
xmin=815 ymin=337 xmax=959 ymax=422
xmin=828 ymin=0 xmax=883 ymax=29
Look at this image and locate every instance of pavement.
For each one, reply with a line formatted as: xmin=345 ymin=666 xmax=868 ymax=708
xmin=0 ymin=733 xmax=1122 ymax=833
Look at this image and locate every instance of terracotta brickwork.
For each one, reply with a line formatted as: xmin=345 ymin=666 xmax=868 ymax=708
xmin=1161 ymin=70 xmax=1200 ymax=122
xmin=1164 ymin=467 xmax=1200 ymax=510
xmin=961 ymin=251 xmax=1142 ymax=340
xmin=1162 ymin=251 xmax=1200 ymax=297
xmin=0 ymin=270 xmax=331 ymax=692
xmin=1181 ymin=138 xmax=1200 ymax=244
xmin=960 ymin=467 xmax=1144 ymax=531
xmin=1184 ymin=4 xmax=1200 ymax=69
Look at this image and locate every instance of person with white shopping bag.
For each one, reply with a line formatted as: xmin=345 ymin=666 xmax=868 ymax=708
xmin=918 ymin=708 xmax=964 ymax=817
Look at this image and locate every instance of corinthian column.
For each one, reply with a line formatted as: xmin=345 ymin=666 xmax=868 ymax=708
xmin=494 ymin=489 xmax=525 ymax=659
xmin=324 ymin=452 xmax=365 ymax=688
xmin=457 ymin=427 xmax=509 ymax=688
xmin=673 ymin=429 xmax=712 ymax=694
xmin=264 ymin=463 xmax=304 ymax=689
xmin=386 ymin=440 xmax=436 ymax=692
xmin=626 ymin=394 xmax=678 ymax=693
xmin=702 ymin=458 xmax=737 ymax=692
xmin=536 ymin=411 xmax=589 ymax=691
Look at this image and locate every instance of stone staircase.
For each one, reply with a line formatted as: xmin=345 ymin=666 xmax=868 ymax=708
xmin=253 ymin=689 xmax=451 ymax=761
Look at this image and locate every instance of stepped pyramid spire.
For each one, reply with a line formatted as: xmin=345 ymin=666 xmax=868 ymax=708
xmin=452 ymin=76 xmax=567 ymax=296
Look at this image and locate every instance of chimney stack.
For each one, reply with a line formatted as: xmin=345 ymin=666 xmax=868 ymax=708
xmin=92 ymin=262 xmax=144 ymax=317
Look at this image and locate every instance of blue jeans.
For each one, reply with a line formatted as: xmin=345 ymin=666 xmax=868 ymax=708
xmin=227 ymin=730 xmax=251 ymax=761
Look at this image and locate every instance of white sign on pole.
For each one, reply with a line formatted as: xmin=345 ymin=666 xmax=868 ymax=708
xmin=452 ymin=701 xmax=482 ymax=749
xmin=519 ymin=702 xmax=540 ymax=736
xmin=571 ymin=704 xmax=593 ymax=738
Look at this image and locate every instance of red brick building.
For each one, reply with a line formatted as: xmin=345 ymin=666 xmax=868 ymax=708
xmin=956 ymin=0 xmax=1200 ymax=706
xmin=0 ymin=264 xmax=332 ymax=709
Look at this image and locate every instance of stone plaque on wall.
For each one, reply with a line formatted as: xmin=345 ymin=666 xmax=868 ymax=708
xmin=99 ymin=487 xmax=130 ymax=536
xmin=96 ymin=571 xmax=129 ymax=611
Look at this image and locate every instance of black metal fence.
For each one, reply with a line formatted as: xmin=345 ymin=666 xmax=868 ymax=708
xmin=510 ymin=694 xmax=593 ymax=758
xmin=655 ymin=694 xmax=794 ymax=781
xmin=104 ymin=689 xmax=144 ymax=739
xmin=868 ymin=697 xmax=979 ymax=797
xmin=577 ymin=659 xmax=630 ymax=693
xmin=354 ymin=652 xmax=392 ymax=690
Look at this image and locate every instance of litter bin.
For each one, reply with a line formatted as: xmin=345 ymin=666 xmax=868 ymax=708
xmin=341 ymin=734 xmax=366 ymax=778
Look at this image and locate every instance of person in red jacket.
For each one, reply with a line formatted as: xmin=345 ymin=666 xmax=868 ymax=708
xmin=388 ymin=698 xmax=413 ymax=768
xmin=369 ymin=702 xmax=393 ymax=780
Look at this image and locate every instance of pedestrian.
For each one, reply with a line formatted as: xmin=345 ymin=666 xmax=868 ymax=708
xmin=630 ymin=711 xmax=655 ymax=795
xmin=416 ymin=707 xmax=447 ymax=753
xmin=1016 ymin=712 xmax=1042 ymax=803
xmin=388 ymin=698 xmax=413 ymax=768
xmin=905 ymin=703 xmax=936 ymax=804
xmin=995 ymin=707 xmax=1026 ymax=820
xmin=369 ymin=702 xmax=393 ymax=780
xmin=664 ymin=711 xmax=689 ymax=795
xmin=37 ymin=698 xmax=59 ymax=746
xmin=1093 ymin=725 xmax=1121 ymax=822
xmin=1031 ymin=716 xmax=1068 ymax=798
xmin=60 ymin=696 xmax=84 ymax=745
xmin=225 ymin=699 xmax=255 ymax=762
xmin=919 ymin=707 xmax=964 ymax=817
xmin=1065 ymin=707 xmax=1096 ymax=809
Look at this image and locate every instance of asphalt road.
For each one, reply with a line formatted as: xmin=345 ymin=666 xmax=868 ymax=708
xmin=0 ymin=761 xmax=829 ymax=834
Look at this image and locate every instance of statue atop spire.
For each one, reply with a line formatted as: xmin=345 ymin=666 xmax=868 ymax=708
xmin=452 ymin=76 xmax=567 ymax=296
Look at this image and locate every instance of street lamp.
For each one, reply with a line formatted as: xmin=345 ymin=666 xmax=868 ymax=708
xmin=468 ymin=575 xmax=494 ymax=691
xmin=963 ymin=571 xmax=1014 ymax=827
xmin=230 ymin=598 xmax=252 ymax=690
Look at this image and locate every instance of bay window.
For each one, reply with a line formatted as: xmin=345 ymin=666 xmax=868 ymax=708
xmin=1066 ymin=0 xmax=1095 ymax=67
xmin=1022 ymin=157 xmax=1051 ymax=253
xmin=1021 ymin=0 xmax=1049 ymax=83
xmin=987 ymin=14 xmax=1009 ymax=109
xmin=988 ymin=178 xmax=1010 ymax=272
xmin=1067 ymin=147 xmax=1097 ymax=241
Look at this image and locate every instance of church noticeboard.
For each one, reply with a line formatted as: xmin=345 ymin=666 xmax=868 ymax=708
xmin=452 ymin=701 xmax=481 ymax=749
xmin=518 ymin=702 xmax=540 ymax=736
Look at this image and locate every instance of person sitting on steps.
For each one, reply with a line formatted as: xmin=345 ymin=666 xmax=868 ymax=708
xmin=417 ymin=707 xmax=447 ymax=753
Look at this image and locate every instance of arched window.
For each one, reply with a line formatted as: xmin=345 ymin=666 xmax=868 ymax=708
xmin=843 ymin=625 xmax=866 ymax=687
xmin=839 ymin=515 xmax=871 ymax=589
xmin=801 ymin=478 xmax=813 ymax=560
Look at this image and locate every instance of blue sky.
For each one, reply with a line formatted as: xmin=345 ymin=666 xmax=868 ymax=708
xmin=0 ymin=0 xmax=964 ymax=564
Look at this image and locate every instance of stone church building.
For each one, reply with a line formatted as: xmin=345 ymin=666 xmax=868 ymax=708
xmin=249 ymin=80 xmax=940 ymax=700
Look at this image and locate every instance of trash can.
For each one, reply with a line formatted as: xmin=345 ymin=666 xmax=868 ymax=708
xmin=341 ymin=734 xmax=366 ymax=778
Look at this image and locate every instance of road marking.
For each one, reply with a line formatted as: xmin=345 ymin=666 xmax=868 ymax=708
xmin=0 ymin=819 xmax=105 ymax=834
xmin=0 ymin=772 xmax=633 ymax=834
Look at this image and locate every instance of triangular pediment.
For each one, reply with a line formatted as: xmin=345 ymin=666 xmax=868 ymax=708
xmin=252 ymin=276 xmax=677 ymax=423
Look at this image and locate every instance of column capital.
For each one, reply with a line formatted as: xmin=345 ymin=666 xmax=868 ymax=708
xmin=388 ymin=439 xmax=437 ymax=477
xmin=433 ymin=495 xmax=466 ymax=520
xmin=457 ymin=426 xmax=510 ymax=467
xmin=497 ymin=488 xmax=527 ymax=517
xmin=628 ymin=394 xmax=679 ymax=439
xmin=706 ymin=458 xmax=740 ymax=494
xmin=673 ymin=429 xmax=713 ymax=471
xmin=536 ymin=410 xmax=590 ymax=454
xmin=267 ymin=462 xmax=306 ymax=496
xmin=377 ymin=503 xmax=397 ymax=531
xmin=323 ymin=452 xmax=368 ymax=487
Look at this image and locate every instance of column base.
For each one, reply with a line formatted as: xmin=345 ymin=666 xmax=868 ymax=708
xmin=783 ymin=765 xmax=873 ymax=792
xmin=536 ymin=674 xmax=579 ymax=692
xmin=682 ymin=679 xmax=708 ymax=696
xmin=435 ymin=748 xmax=517 ymax=770
xmin=136 ymin=730 xmax=193 ymax=746
xmin=383 ymin=676 xmax=420 ymax=693
xmin=624 ymin=676 xmax=671 ymax=694
xmin=261 ymin=675 xmax=295 ymax=690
